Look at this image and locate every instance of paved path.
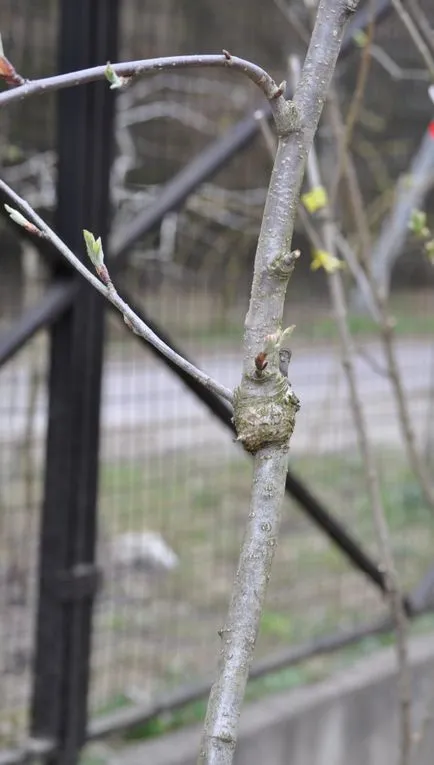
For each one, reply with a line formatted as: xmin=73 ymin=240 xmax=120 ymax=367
xmin=1 ymin=339 xmax=433 ymax=459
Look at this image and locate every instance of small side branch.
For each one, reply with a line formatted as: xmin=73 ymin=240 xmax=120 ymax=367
xmin=0 ymin=180 xmax=233 ymax=405
xmin=0 ymin=52 xmax=292 ymax=128
xmin=390 ymin=0 xmax=434 ymax=78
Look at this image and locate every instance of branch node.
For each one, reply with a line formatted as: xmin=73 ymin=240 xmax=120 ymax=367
xmin=268 ymin=249 xmax=300 ymax=278
xmin=345 ymin=0 xmax=359 ymax=14
xmin=105 ymin=61 xmax=132 ymax=90
xmin=344 ymin=0 xmax=359 ymax=12
xmin=272 ymin=99 xmax=300 ymax=137
xmin=217 ymin=626 xmax=232 ymax=640
xmin=123 ymin=314 xmax=138 ymax=334
xmin=222 ymin=49 xmax=232 ymax=61
xmin=0 ymin=54 xmax=25 ymax=87
xmin=233 ymin=377 xmax=299 ymax=454
xmin=272 ymin=80 xmax=287 ymax=99
xmin=254 ymin=351 xmax=268 ymax=374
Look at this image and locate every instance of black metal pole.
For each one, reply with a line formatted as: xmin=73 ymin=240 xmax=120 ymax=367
xmin=30 ymin=3 xmax=118 ymax=765
xmin=0 ymin=281 xmax=77 ymax=367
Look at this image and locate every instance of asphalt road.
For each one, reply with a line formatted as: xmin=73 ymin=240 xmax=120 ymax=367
xmin=1 ymin=339 xmax=433 ymax=459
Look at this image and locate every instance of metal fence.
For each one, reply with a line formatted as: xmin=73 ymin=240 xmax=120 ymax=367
xmin=1 ymin=1 xmax=434 ymax=764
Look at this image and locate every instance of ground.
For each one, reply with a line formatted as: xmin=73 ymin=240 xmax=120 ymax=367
xmin=1 ymin=292 xmax=434 ymax=748
xmin=89 ymin=446 xmax=434 ymax=720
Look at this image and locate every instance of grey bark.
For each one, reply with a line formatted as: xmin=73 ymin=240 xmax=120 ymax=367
xmin=198 ymin=1 xmax=361 ymax=762
xmin=0 ymin=21 xmax=364 ymax=765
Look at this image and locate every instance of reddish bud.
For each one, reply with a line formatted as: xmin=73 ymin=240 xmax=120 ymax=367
xmin=0 ymin=56 xmax=24 ymax=86
xmin=255 ymin=351 xmax=268 ymax=372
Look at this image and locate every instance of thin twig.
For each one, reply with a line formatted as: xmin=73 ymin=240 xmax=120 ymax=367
xmin=0 ymin=180 xmax=234 ymax=405
xmin=327 ymin=103 xmax=434 ymax=516
xmin=375 ymin=292 xmax=434 ymax=515
xmin=273 ymin=0 xmax=311 ymax=44
xmin=333 ymin=229 xmax=381 ymax=322
xmin=353 ymin=125 xmax=434 ymax=301
xmin=406 ymin=0 xmax=434 ymax=54
xmin=329 ymin=0 xmax=375 ymax=211
xmin=297 ymin=204 xmax=324 ymax=251
xmin=327 ymin=87 xmax=372 ymax=261
xmin=355 ymin=344 xmax=389 ymax=378
xmin=368 ymin=43 xmax=431 ymax=80
xmin=389 ymin=0 xmax=434 ymax=78
xmin=289 ymin=53 xmax=412 ymax=765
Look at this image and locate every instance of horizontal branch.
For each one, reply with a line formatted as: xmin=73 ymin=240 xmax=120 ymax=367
xmin=0 ymin=179 xmax=233 ymax=405
xmin=0 ymin=53 xmax=287 ymax=119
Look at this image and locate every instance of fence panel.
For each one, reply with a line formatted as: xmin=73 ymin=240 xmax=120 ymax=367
xmin=1 ymin=0 xmax=434 ymax=760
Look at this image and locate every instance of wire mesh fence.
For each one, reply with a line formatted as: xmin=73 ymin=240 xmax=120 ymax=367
xmin=87 ymin=0 xmax=434 ymax=728
xmin=1 ymin=0 xmax=434 ymax=758
xmin=0 ymin=335 xmax=48 ymax=747
xmin=0 ymin=5 xmax=55 ymax=747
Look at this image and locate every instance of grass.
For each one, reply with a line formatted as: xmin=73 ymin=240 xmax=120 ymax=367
xmin=179 ymin=307 xmax=434 ymax=348
xmin=81 ymin=613 xmax=434 ymax=755
xmin=100 ymin=447 xmax=433 ymax=582
xmin=296 ymin=309 xmax=434 ymax=343
xmin=99 ymin=445 xmax=434 ymax=589
xmin=106 ymin=288 xmax=434 ymax=356
xmin=89 ymin=444 xmax=434 ymax=738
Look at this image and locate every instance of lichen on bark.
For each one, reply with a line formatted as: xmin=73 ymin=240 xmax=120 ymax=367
xmin=233 ymin=370 xmax=300 ymax=454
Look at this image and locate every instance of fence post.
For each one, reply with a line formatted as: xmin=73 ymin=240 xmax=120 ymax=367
xmin=30 ymin=2 xmax=119 ymax=764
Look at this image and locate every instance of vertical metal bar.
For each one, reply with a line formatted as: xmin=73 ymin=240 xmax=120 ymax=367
xmin=30 ymin=2 xmax=119 ymax=764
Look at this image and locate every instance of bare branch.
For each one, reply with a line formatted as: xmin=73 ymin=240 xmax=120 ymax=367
xmin=0 ymin=179 xmax=234 ymax=405
xmin=406 ymin=0 xmax=434 ymax=55
xmin=327 ymin=86 xmax=373 ymax=260
xmin=289 ymin=52 xmax=413 ymax=765
xmin=198 ymin=1 xmax=362 ymax=761
xmin=297 ymin=203 xmax=324 ymax=251
xmin=273 ymin=0 xmax=311 ymax=44
xmin=328 ymin=5 xmax=375 ymax=210
xmin=374 ymin=293 xmax=434 ymax=516
xmin=369 ymin=43 xmax=431 ymax=81
xmin=333 ymin=229 xmax=381 ymax=322
xmin=328 ymin=114 xmax=434 ymax=518
xmin=0 ymin=53 xmax=288 ymax=122
xmin=355 ymin=345 xmax=389 ymax=378
xmin=353 ymin=124 xmax=434 ymax=303
xmin=389 ymin=0 xmax=434 ymax=78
